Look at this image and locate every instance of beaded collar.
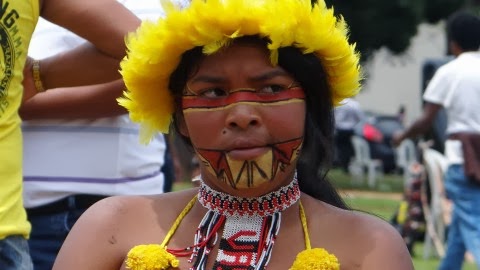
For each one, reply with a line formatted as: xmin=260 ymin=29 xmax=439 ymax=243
xmin=198 ymin=174 xmax=301 ymax=217
xmin=125 ymin=173 xmax=340 ymax=270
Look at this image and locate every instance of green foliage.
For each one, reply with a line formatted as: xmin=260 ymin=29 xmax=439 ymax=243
xmin=424 ymin=0 xmax=467 ymax=23
xmin=324 ymin=0 xmax=421 ymax=60
xmin=323 ymin=0 xmax=474 ymax=61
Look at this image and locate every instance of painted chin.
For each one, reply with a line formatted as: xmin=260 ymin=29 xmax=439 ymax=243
xmin=235 ymin=179 xmax=270 ymax=190
xmin=226 ymin=146 xmax=269 ymax=161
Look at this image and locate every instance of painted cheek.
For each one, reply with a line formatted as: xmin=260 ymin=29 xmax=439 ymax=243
xmin=262 ymin=101 xmax=306 ymax=140
xmin=181 ymin=87 xmax=305 ymax=109
xmin=183 ymin=109 xmax=226 ymax=147
xmin=182 ymin=88 xmax=305 ymax=148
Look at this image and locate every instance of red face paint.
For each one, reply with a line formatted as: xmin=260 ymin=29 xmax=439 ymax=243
xmin=195 ymin=137 xmax=303 ymax=189
xmin=179 ymin=42 xmax=307 ymax=191
xmin=182 ymin=87 xmax=305 ymax=110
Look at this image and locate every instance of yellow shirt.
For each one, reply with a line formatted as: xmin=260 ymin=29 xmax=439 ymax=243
xmin=0 ymin=0 xmax=39 ymax=239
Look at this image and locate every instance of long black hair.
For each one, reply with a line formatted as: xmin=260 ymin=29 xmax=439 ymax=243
xmin=169 ymin=37 xmax=349 ymax=209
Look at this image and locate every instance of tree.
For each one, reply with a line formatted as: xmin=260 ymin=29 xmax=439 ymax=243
xmin=424 ymin=0 xmax=468 ymax=23
xmin=324 ymin=0 xmax=472 ymax=61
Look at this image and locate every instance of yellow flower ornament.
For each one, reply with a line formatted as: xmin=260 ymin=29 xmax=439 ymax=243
xmin=125 ymin=198 xmax=340 ymax=270
xmin=290 ymin=248 xmax=340 ymax=270
xmin=119 ymin=0 xmax=362 ymax=142
xmin=126 ymin=245 xmax=179 ymax=270
xmin=126 ymin=245 xmax=339 ymax=270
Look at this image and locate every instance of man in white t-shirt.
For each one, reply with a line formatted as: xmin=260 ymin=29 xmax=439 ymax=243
xmin=21 ymin=1 xmax=187 ymax=269
xmin=393 ymin=11 xmax=480 ymax=269
xmin=334 ymin=98 xmax=365 ymax=172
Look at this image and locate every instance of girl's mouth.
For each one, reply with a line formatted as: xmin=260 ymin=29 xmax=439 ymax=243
xmin=227 ymin=146 xmax=269 ymax=160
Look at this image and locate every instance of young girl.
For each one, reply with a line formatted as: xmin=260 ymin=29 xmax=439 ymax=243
xmin=53 ymin=0 xmax=414 ymax=269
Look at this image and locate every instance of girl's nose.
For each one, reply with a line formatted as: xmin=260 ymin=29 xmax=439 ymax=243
xmin=225 ymin=103 xmax=262 ymax=130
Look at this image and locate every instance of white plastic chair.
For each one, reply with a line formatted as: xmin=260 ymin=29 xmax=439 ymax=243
xmin=350 ymin=135 xmax=383 ymax=188
xmin=395 ymin=139 xmax=418 ymax=184
xmin=421 ymin=147 xmax=449 ymax=259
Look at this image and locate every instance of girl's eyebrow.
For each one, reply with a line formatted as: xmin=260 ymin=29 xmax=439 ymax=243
xmin=249 ymin=69 xmax=290 ymax=82
xmin=189 ymin=69 xmax=291 ymax=85
xmin=189 ymin=76 xmax=225 ymax=84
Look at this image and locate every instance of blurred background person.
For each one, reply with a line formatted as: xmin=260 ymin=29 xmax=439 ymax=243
xmin=397 ymin=104 xmax=406 ymax=125
xmin=334 ymin=97 xmax=365 ymax=172
xmin=393 ymin=11 xmax=480 ymax=270
xmin=161 ymin=135 xmax=178 ymax=193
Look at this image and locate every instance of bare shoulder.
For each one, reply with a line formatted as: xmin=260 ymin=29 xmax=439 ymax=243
xmin=302 ymin=195 xmax=414 ymax=270
xmin=88 ymin=188 xmax=199 ymax=223
xmin=53 ymin=189 xmax=199 ymax=270
xmin=73 ymin=188 xmax=199 ymax=231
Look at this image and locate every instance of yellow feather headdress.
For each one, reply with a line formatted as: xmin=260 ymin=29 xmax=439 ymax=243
xmin=119 ymin=0 xmax=362 ymax=141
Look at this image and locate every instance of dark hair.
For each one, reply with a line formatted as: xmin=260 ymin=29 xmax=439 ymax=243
xmin=168 ymin=37 xmax=349 ymax=209
xmin=447 ymin=11 xmax=480 ymax=51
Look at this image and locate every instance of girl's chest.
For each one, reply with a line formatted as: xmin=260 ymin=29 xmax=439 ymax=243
xmin=119 ymin=235 xmax=304 ymax=270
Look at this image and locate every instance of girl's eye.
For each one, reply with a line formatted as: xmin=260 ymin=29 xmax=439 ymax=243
xmin=258 ymin=84 xmax=288 ymax=94
xmin=199 ymin=88 xmax=228 ymax=98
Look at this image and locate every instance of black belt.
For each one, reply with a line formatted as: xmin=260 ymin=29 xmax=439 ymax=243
xmin=26 ymin=194 xmax=108 ymax=216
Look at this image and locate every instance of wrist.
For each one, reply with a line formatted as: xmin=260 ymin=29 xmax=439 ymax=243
xmin=32 ymin=59 xmax=45 ymax=93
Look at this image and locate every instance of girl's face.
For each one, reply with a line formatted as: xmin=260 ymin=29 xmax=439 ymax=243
xmin=179 ymin=42 xmax=306 ymax=196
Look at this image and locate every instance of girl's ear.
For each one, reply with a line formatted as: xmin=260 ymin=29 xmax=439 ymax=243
xmin=175 ymin=112 xmax=190 ymax=137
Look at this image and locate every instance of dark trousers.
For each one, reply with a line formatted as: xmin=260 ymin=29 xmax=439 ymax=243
xmin=334 ymin=129 xmax=355 ymax=172
xmin=26 ymin=194 xmax=106 ymax=270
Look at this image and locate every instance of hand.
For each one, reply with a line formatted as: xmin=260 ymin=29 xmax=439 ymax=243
xmin=22 ymin=57 xmax=39 ymax=103
xmin=391 ymin=131 xmax=404 ymax=148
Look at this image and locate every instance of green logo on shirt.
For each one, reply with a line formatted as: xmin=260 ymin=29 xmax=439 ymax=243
xmin=0 ymin=1 xmax=20 ymax=116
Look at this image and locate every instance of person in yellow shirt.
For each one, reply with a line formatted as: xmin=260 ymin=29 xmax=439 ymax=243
xmin=0 ymin=1 xmax=140 ymax=268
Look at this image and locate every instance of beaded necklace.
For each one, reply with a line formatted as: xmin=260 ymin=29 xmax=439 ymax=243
xmin=125 ymin=175 xmax=340 ymax=270
xmin=187 ymin=177 xmax=300 ymax=269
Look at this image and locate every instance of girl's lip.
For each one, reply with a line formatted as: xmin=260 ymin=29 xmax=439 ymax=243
xmin=227 ymin=146 xmax=269 ymax=160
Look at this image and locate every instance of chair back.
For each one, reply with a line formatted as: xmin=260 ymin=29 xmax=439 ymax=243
xmin=421 ymin=147 xmax=449 ymax=259
xmin=423 ymin=148 xmax=448 ymax=199
xmin=351 ymin=135 xmax=372 ymax=165
xmin=396 ymin=139 xmax=417 ymax=170
xmin=350 ymin=135 xmax=383 ymax=187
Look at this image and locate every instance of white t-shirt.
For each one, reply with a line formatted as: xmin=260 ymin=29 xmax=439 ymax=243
xmin=334 ymin=98 xmax=364 ymax=130
xmin=22 ymin=0 xmax=189 ymax=208
xmin=423 ymin=52 xmax=480 ymax=164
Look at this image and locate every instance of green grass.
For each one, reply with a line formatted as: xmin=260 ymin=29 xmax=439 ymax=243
xmin=344 ymin=196 xmax=399 ymax=220
xmin=342 ymin=187 xmax=477 ymax=269
xmin=172 ymin=181 xmax=195 ymax=191
xmin=328 ymin=168 xmax=405 ymax=193
xmin=347 ymin=196 xmax=477 ymax=270
xmin=331 ymin=166 xmax=477 ymax=269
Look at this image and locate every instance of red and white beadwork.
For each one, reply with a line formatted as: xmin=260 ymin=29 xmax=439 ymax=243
xmin=185 ymin=175 xmax=300 ymax=269
xmin=198 ymin=175 xmax=300 ymax=217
